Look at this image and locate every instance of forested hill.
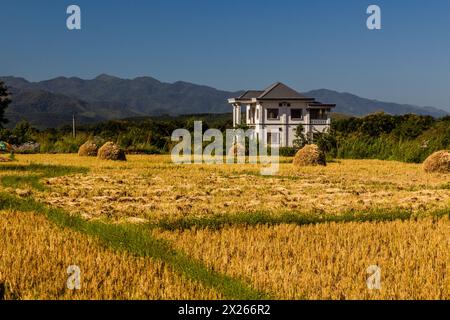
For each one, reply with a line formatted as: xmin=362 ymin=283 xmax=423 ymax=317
xmin=0 ymin=75 xmax=448 ymax=128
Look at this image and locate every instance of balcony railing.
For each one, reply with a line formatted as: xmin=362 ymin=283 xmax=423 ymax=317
xmin=310 ymin=119 xmax=329 ymax=125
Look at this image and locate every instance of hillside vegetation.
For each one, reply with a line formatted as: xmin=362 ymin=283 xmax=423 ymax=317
xmin=321 ymin=113 xmax=450 ymax=163
xmin=1 ymin=113 xmax=449 ymax=164
xmin=1 ymin=75 xmax=447 ymax=128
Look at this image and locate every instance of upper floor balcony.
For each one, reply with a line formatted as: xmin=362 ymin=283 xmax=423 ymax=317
xmin=310 ymin=119 xmax=330 ymax=125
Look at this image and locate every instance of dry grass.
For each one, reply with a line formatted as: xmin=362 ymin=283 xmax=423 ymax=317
xmin=155 ymin=218 xmax=450 ymax=300
xmin=0 ymin=209 xmax=222 ymax=300
xmin=1 ymin=154 xmax=449 ymax=300
xmin=6 ymin=154 xmax=447 ymax=222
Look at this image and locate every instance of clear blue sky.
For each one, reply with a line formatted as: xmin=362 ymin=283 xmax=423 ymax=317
xmin=1 ymin=0 xmax=449 ymax=110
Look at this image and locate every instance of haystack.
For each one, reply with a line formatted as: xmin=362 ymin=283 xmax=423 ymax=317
xmin=293 ymin=144 xmax=326 ymax=166
xmin=78 ymin=140 xmax=99 ymax=157
xmin=423 ymin=150 xmax=450 ymax=173
xmin=228 ymin=143 xmax=245 ymax=157
xmin=97 ymin=142 xmax=126 ymax=161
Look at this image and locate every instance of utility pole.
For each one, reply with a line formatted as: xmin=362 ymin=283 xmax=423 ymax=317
xmin=72 ymin=112 xmax=76 ymax=138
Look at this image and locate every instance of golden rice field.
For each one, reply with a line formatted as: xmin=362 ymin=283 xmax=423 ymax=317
xmin=0 ymin=210 xmax=221 ymax=300
xmin=17 ymin=154 xmax=450 ymax=222
xmin=0 ymin=154 xmax=449 ymax=300
xmin=155 ymin=218 xmax=450 ymax=300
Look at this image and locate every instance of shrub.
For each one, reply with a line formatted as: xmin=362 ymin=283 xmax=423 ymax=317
xmin=278 ymin=147 xmax=298 ymax=157
xmin=12 ymin=142 xmax=40 ymax=154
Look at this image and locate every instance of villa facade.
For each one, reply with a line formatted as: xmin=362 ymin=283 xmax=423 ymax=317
xmin=228 ymin=82 xmax=335 ymax=147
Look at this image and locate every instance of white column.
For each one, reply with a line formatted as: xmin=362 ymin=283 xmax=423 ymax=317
xmin=304 ymin=110 xmax=311 ymax=134
xmin=261 ymin=106 xmax=265 ymax=125
xmin=232 ymin=105 xmax=236 ymax=127
xmin=282 ymin=105 xmax=287 ymax=147
xmin=285 ymin=106 xmax=289 ymax=147
xmin=246 ymin=106 xmax=250 ymax=124
xmin=236 ymin=104 xmax=241 ymax=125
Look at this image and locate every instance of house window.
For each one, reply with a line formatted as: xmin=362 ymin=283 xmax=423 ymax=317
xmin=310 ymin=109 xmax=328 ymax=120
xmin=267 ymin=108 xmax=279 ymax=120
xmin=267 ymin=132 xmax=280 ymax=145
xmin=291 ymin=108 xmax=303 ymax=120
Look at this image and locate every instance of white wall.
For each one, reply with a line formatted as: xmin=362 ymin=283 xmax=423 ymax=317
xmin=241 ymin=101 xmax=332 ymax=147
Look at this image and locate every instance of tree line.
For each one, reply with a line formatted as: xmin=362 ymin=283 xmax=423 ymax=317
xmin=1 ymin=80 xmax=449 ymax=162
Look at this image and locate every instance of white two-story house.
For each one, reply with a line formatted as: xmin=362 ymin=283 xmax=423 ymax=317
xmin=228 ymin=82 xmax=335 ymax=147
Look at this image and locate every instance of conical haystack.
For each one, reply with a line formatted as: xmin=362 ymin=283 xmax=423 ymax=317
xmin=97 ymin=142 xmax=126 ymax=161
xmin=423 ymin=150 xmax=450 ymax=173
xmin=228 ymin=143 xmax=245 ymax=157
xmin=293 ymin=144 xmax=326 ymax=166
xmin=78 ymin=140 xmax=99 ymax=157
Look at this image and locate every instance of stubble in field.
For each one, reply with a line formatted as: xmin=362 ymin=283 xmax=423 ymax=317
xmin=156 ymin=218 xmax=450 ymax=300
xmin=0 ymin=209 xmax=222 ymax=300
xmin=14 ymin=155 xmax=448 ymax=222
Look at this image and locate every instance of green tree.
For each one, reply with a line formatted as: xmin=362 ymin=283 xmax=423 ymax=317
xmin=391 ymin=114 xmax=434 ymax=139
xmin=314 ymin=128 xmax=338 ymax=157
xmin=293 ymin=124 xmax=309 ymax=148
xmin=0 ymin=81 xmax=11 ymax=128
xmin=359 ymin=112 xmax=397 ymax=137
xmin=12 ymin=120 xmax=34 ymax=145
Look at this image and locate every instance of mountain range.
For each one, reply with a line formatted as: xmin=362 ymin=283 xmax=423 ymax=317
xmin=1 ymin=75 xmax=448 ymax=129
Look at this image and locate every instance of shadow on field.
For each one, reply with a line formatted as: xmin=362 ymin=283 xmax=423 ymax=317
xmin=154 ymin=207 xmax=450 ymax=231
xmin=0 ymin=163 xmax=88 ymax=190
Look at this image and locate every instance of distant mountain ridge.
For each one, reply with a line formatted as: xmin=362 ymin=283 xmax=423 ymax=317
xmin=1 ymin=75 xmax=448 ymax=128
xmin=305 ymin=89 xmax=448 ymax=118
